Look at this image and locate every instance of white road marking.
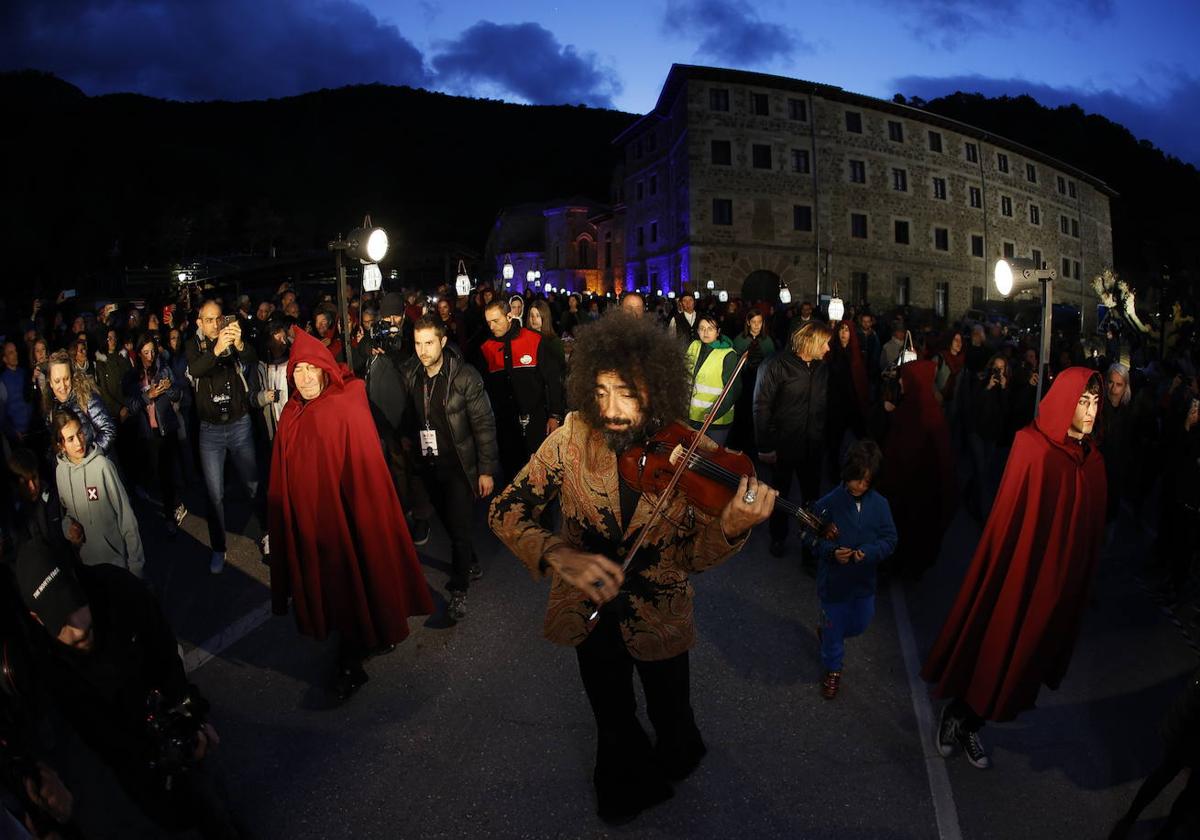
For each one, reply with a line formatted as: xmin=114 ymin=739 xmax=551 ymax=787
xmin=891 ymin=579 xmax=964 ymax=840
xmin=183 ymin=602 xmax=273 ymax=674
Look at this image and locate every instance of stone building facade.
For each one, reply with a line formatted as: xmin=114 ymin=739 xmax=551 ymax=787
xmin=485 ymin=197 xmax=625 ymax=296
xmin=617 ymin=65 xmax=1115 ymax=325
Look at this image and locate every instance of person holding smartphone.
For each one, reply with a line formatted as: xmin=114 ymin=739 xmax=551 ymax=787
xmin=124 ymin=333 xmax=185 ymax=535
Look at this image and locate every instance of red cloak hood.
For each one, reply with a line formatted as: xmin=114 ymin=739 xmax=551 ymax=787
xmin=922 ymin=365 xmax=1107 ymax=721
xmin=268 ymin=329 xmax=432 ymax=646
xmin=879 ymin=359 xmax=957 ymax=577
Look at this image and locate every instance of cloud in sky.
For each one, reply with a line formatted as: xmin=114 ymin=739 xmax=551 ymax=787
xmin=0 ymin=0 xmax=430 ymax=100
xmin=893 ymin=72 xmax=1200 ymax=165
xmin=431 ymin=21 xmax=621 ymax=108
xmin=883 ymin=0 xmax=1114 ymax=49
xmin=663 ymin=0 xmax=812 ymax=67
xmin=0 ymin=1 xmax=622 ymax=108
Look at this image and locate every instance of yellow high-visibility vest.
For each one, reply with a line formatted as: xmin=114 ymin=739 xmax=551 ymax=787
xmin=686 ymin=340 xmax=734 ymax=426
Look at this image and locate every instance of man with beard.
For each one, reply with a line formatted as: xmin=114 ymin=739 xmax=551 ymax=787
xmin=398 ymin=315 xmax=498 ymax=622
xmin=488 ymin=311 xmax=774 ymax=824
xmin=922 ymin=368 xmax=1106 ymax=770
xmin=479 ymin=299 xmax=565 ymax=484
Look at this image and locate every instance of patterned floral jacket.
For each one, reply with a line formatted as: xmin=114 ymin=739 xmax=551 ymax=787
xmin=488 ymin=411 xmax=748 ymax=661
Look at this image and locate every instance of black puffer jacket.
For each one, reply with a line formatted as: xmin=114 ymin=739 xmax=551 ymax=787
xmin=753 ymin=352 xmax=828 ymax=454
xmin=399 ymin=347 xmax=500 ymax=485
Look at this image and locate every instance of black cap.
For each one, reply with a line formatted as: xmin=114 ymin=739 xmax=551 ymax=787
xmin=379 ymin=292 xmax=405 ymax=318
xmin=14 ymin=541 xmax=88 ymax=638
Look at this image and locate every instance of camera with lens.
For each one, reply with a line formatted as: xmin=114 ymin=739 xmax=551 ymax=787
xmin=144 ymin=686 xmax=209 ymax=790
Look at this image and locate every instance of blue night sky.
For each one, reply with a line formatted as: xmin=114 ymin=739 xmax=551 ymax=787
xmin=3 ymin=0 xmax=1198 ymax=164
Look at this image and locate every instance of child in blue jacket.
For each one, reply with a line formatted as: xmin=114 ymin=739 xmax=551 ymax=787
xmin=807 ymin=439 xmax=897 ymax=699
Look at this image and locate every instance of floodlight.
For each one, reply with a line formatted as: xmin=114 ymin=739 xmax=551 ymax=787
xmin=344 ymin=225 xmax=388 ymax=263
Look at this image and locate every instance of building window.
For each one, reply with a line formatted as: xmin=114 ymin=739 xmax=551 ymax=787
xmin=1071 ymin=218 xmax=1080 ymax=238
xmin=888 ymin=120 xmax=904 ymax=142
xmin=791 ymin=148 xmax=810 ymax=174
xmin=752 ymin=93 xmax=770 ymax=116
xmin=1029 ymin=204 xmax=1040 ymax=226
xmin=752 ymin=144 xmax=772 ymax=169
xmin=1062 ymin=256 xmax=1071 ymax=277
xmin=852 ymin=271 xmax=869 ymax=303
xmin=845 ymin=111 xmax=863 ymax=133
xmin=1003 ymin=241 xmax=1015 ymax=259
xmin=636 ymin=226 xmax=644 ymax=247
xmin=647 ymin=131 xmax=657 ymax=153
xmin=895 ymin=219 xmax=910 ymax=245
xmin=1068 ymin=180 xmax=1077 ymax=198
xmin=709 ymin=88 xmax=729 ymax=111
xmin=850 ymin=213 xmax=868 ymax=239
xmin=934 ymin=227 xmax=950 ymax=251
xmin=711 ymin=139 xmax=732 ymax=165
xmin=579 ymin=239 xmax=591 ymax=266
xmin=1057 ymin=175 xmax=1067 ymax=195
xmin=788 ymin=97 xmax=808 ymax=121
xmin=928 ymin=130 xmax=943 ymax=153
xmin=971 ymin=234 xmax=985 ymax=258
xmin=972 ymin=286 xmax=985 ymax=306
xmin=892 ymin=168 xmax=908 ymax=192
xmin=713 ymin=198 xmax=733 ymax=226
xmin=997 ymin=152 xmax=1009 ymax=173
xmin=895 ymin=276 xmax=910 ymax=305
xmin=969 ymin=185 xmax=982 ymax=208
xmin=849 ymin=159 xmax=866 ymax=184
xmin=1031 ymin=248 xmax=1042 ymax=268
xmin=935 ymin=282 xmax=950 ymax=318
xmin=649 ymin=174 xmax=658 ymax=196
xmin=965 ymin=142 xmax=979 ymax=163
xmin=1001 ymin=195 xmax=1013 ymax=217
xmin=932 ymin=177 xmax=947 ymax=200
xmin=1026 ymin=162 xmax=1037 ymax=183
xmin=1060 ymin=214 xmax=1070 ymax=234
xmin=1073 ymin=259 xmax=1081 ymax=279
xmin=650 ymin=221 xmax=658 ymax=244
xmin=635 ymin=181 xmax=644 ymax=202
xmin=793 ymin=205 xmax=813 ymax=231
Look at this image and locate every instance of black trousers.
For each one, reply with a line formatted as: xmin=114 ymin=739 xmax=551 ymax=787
xmin=768 ymin=450 xmax=823 ymax=545
xmin=421 ymin=461 xmax=477 ymax=592
xmin=142 ymin=432 xmax=179 ymax=519
xmin=575 ymin=612 xmax=705 ymax=815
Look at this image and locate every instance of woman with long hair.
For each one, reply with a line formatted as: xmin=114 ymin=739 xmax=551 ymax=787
xmin=124 ymin=333 xmax=186 ymax=533
xmin=41 ymin=350 xmax=116 ymax=457
xmin=527 ymin=299 xmax=565 ymax=371
xmin=826 ymin=319 xmax=870 ymax=476
xmin=53 ymin=409 xmax=144 ymax=578
xmin=728 ymin=309 xmax=776 ymax=452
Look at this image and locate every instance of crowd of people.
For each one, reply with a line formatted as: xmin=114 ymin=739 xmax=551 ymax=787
xmin=0 ymin=277 xmax=1197 ymax=836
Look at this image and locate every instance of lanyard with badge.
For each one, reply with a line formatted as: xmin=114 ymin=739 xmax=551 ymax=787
xmin=420 ymin=372 xmax=439 ymax=458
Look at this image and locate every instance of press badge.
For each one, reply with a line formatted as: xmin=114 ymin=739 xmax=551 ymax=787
xmin=419 ymin=429 xmax=439 ymax=457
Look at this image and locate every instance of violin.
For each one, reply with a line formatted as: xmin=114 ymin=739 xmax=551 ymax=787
xmin=618 ymin=421 xmax=838 ymax=540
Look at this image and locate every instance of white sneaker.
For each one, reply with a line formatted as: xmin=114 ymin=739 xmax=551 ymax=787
xmin=209 ymin=551 xmax=226 ymax=575
xmin=260 ymin=533 xmax=270 ymax=557
xmin=174 ymin=503 xmax=188 ymax=525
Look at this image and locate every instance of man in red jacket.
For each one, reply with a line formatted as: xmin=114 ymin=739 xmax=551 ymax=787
xmin=922 ymin=367 xmax=1105 ymax=769
xmin=268 ymin=330 xmax=433 ymax=704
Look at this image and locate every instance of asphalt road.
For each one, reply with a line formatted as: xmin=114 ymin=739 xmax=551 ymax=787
xmin=128 ymin=465 xmax=1198 ymax=840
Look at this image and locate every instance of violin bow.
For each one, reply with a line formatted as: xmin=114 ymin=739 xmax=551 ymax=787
xmin=616 ymin=349 xmax=752 ymax=574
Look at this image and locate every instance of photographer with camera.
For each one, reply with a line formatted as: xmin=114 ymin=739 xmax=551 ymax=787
xmin=15 ymin=539 xmax=237 ymax=838
xmin=187 ymin=301 xmax=266 ymax=574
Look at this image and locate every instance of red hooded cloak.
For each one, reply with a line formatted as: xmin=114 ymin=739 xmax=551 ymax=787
xmin=268 ymin=330 xmax=433 ymax=647
xmin=879 ymin=359 xmax=957 ymax=578
xmin=833 ymin=319 xmax=870 ymax=420
xmin=921 ymin=367 xmax=1107 ymax=721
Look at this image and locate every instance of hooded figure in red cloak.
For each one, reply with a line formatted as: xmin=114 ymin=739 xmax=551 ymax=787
xmin=878 ymin=359 xmax=956 ymax=579
xmin=922 ymin=367 xmax=1106 ymax=769
xmin=269 ymin=329 xmax=434 ymax=703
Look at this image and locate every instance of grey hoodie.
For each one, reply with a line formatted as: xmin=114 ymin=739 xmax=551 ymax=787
xmin=56 ymin=447 xmax=145 ymax=578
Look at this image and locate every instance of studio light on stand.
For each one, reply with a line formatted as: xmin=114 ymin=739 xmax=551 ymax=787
xmin=329 ymin=214 xmax=388 ymax=373
xmin=994 ymin=257 xmax=1057 ymax=415
xmin=827 ymin=281 xmax=844 ymax=322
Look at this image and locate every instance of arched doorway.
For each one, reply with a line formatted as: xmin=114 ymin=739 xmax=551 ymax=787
xmin=741 ymin=270 xmax=780 ymax=305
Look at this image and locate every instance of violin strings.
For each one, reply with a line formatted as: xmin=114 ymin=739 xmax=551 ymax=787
xmin=652 ymin=442 xmax=812 ymax=522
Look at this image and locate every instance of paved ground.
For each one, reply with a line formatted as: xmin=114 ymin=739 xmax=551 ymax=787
xmin=135 ymin=464 xmax=1198 ymax=840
